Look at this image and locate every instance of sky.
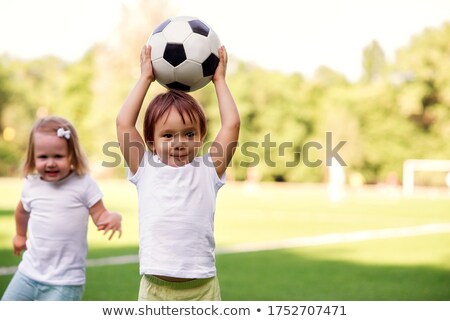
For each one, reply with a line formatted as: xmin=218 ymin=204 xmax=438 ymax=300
xmin=0 ymin=0 xmax=449 ymax=81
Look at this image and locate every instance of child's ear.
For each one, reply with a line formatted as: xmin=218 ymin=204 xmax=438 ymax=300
xmin=68 ymin=156 xmax=75 ymax=169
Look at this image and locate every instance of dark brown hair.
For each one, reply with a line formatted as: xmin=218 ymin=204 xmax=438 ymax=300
xmin=143 ymin=90 xmax=207 ymax=151
xmin=23 ymin=116 xmax=89 ymax=176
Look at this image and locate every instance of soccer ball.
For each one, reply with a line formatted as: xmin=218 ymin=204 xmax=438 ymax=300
xmin=147 ymin=16 xmax=221 ymax=92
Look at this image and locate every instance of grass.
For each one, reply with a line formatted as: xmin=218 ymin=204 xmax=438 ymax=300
xmin=0 ymin=178 xmax=449 ymax=300
xmin=218 ymin=241 xmax=450 ymax=301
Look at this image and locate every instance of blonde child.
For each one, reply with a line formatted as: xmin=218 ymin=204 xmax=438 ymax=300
xmin=116 ymin=45 xmax=240 ymax=300
xmin=1 ymin=116 xmax=122 ymax=301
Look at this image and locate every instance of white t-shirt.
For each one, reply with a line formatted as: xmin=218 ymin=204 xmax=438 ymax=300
xmin=19 ymin=173 xmax=102 ymax=285
xmin=129 ymin=152 xmax=225 ymax=278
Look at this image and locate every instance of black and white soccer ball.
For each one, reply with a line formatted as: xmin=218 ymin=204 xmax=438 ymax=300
xmin=147 ymin=16 xmax=221 ymax=92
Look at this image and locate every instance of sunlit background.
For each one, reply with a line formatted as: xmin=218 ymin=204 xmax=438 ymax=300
xmin=2 ymin=0 xmax=450 ymax=80
xmin=1 ymin=0 xmax=449 ymax=186
xmin=0 ymin=0 xmax=450 ymax=302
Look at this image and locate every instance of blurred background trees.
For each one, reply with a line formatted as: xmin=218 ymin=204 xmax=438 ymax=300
xmin=0 ymin=0 xmax=449 ymax=185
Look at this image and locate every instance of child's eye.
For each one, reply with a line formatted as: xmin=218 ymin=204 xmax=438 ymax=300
xmin=186 ymin=131 xmax=195 ymax=138
xmin=162 ymin=133 xmax=173 ymax=138
xmin=37 ymin=155 xmax=47 ymax=159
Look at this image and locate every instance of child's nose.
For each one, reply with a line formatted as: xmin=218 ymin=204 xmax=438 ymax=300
xmin=172 ymin=134 xmax=187 ymax=148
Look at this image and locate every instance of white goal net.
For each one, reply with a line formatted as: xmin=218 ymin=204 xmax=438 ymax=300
xmin=402 ymin=159 xmax=450 ymax=195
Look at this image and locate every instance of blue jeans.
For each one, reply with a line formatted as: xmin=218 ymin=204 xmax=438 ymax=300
xmin=1 ymin=271 xmax=84 ymax=301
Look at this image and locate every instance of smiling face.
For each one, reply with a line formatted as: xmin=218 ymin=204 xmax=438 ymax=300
xmin=34 ymin=132 xmax=72 ymax=182
xmin=153 ymin=107 xmax=203 ymax=167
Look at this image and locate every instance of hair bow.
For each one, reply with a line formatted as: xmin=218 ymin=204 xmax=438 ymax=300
xmin=57 ymin=127 xmax=71 ymax=140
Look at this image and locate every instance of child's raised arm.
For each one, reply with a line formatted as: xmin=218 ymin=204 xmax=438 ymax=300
xmin=210 ymin=46 xmax=240 ymax=178
xmin=13 ymin=201 xmax=29 ymax=256
xmin=90 ymin=200 xmax=122 ymax=240
xmin=116 ymin=45 xmax=155 ymax=175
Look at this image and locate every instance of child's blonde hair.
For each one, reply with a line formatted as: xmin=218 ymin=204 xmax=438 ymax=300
xmin=23 ymin=116 xmax=89 ymax=176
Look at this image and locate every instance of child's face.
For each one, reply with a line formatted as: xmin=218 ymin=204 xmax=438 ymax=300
xmin=153 ymin=108 xmax=203 ymax=167
xmin=34 ymin=132 xmax=72 ymax=182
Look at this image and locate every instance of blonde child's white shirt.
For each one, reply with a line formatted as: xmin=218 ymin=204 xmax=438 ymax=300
xmin=19 ymin=173 xmax=102 ymax=285
xmin=129 ymin=152 xmax=225 ymax=279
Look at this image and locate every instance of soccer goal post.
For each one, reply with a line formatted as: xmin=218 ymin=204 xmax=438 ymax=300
xmin=402 ymin=159 xmax=450 ymax=195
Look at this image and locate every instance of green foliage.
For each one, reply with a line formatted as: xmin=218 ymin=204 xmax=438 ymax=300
xmin=0 ymin=58 xmax=13 ymax=132
xmin=0 ymin=16 xmax=449 ymax=183
xmin=0 ymin=141 xmax=20 ymax=176
xmin=61 ymin=52 xmax=94 ymax=126
xmin=361 ymin=40 xmax=387 ymax=83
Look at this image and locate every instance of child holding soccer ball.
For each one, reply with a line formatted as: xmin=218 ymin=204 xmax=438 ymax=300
xmin=1 ymin=116 xmax=122 ymax=301
xmin=116 ymin=44 xmax=240 ymax=300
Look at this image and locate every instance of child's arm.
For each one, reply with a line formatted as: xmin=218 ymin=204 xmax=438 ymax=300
xmin=210 ymin=46 xmax=240 ymax=178
xmin=13 ymin=201 xmax=29 ymax=256
xmin=90 ymin=200 xmax=122 ymax=240
xmin=116 ymin=45 xmax=155 ymax=175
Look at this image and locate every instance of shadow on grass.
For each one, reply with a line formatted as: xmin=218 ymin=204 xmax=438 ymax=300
xmin=218 ymin=249 xmax=450 ymax=301
xmin=0 ymin=248 xmax=21 ymax=266
xmin=1 ymin=247 xmax=449 ymax=301
xmin=0 ymin=246 xmax=140 ymax=301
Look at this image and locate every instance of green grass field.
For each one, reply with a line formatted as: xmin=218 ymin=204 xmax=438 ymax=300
xmin=0 ymin=178 xmax=449 ymax=300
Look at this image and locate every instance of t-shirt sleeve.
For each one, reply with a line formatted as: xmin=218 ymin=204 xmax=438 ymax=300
xmin=128 ymin=151 xmax=151 ymax=185
xmin=204 ymin=154 xmax=226 ymax=191
xmin=215 ymin=168 xmax=226 ymax=190
xmin=83 ymin=175 xmax=103 ymax=208
xmin=20 ymin=177 xmax=32 ymax=213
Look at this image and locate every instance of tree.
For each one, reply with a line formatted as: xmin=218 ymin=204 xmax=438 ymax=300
xmin=361 ymin=40 xmax=386 ymax=83
xmin=87 ymin=0 xmax=175 ymax=167
xmin=0 ymin=57 xmax=13 ymax=133
xmin=394 ymin=23 xmax=450 ymax=134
